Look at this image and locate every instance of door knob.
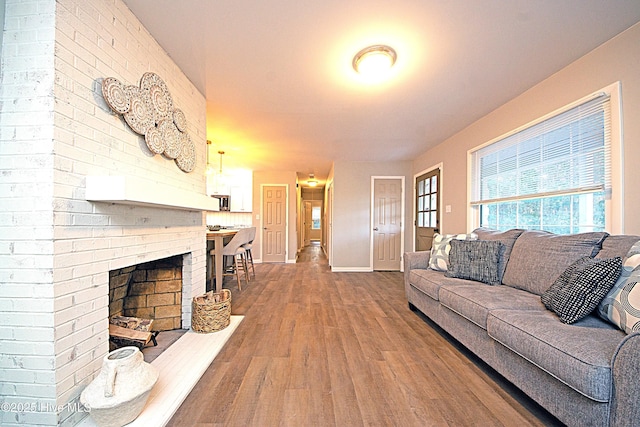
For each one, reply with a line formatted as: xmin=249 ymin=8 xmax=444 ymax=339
xmin=373 ymin=227 xmax=379 ymax=231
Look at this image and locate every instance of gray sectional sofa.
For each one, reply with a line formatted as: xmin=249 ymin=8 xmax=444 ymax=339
xmin=404 ymin=228 xmax=640 ymax=427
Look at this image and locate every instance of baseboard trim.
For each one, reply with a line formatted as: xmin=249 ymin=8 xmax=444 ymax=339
xmin=331 ymin=267 xmax=373 ymax=272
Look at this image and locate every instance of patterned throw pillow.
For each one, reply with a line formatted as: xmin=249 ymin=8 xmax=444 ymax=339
xmin=428 ymin=232 xmax=478 ymax=271
xmin=541 ymin=256 xmax=593 ymax=309
xmin=445 ymin=240 xmax=505 ymax=285
xmin=545 ymin=257 xmax=622 ymax=324
xmin=598 ymin=240 xmax=640 ymax=334
xmin=473 ymin=228 xmax=525 ymax=283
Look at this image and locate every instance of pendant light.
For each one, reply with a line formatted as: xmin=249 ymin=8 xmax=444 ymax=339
xmin=205 ymin=140 xmax=215 ymax=175
xmin=205 ymin=144 xmax=229 ymax=195
xmin=212 ymin=150 xmax=229 ymax=195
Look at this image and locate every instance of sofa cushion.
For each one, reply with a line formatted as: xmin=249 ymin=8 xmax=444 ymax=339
xmin=445 ymin=240 xmax=505 ymax=285
xmin=428 ymin=232 xmax=478 ymax=271
xmin=596 ymin=234 xmax=640 ymax=260
xmin=487 ymin=309 xmax=625 ymax=402
xmin=598 ymin=239 xmax=640 ymax=333
xmin=502 ymin=230 xmax=608 ymax=296
xmin=408 ymin=269 xmax=471 ymax=301
xmin=547 ymin=257 xmax=622 ymax=324
xmin=439 ymin=284 xmax=545 ymax=330
xmin=473 ymin=228 xmax=525 ymax=282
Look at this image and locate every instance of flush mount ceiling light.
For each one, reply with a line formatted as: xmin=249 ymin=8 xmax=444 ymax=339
xmin=352 ymin=45 xmax=397 ymax=78
xmin=307 ymin=174 xmax=318 ymax=187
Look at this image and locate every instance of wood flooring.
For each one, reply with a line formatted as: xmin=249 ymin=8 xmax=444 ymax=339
xmin=167 ymin=244 xmax=563 ymax=427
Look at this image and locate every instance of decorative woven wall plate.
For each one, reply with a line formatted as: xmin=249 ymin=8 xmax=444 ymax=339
xmin=158 ymin=119 xmax=182 ymax=159
xmin=102 ymin=77 xmax=130 ymax=114
xmin=144 ymin=126 xmax=165 ymax=154
xmin=102 ymin=73 xmax=195 ymax=173
xmin=173 ymin=109 xmax=187 ymax=132
xmin=123 ymin=86 xmax=154 ymax=135
xmin=141 ymin=72 xmax=173 ymax=124
xmin=175 ymin=133 xmax=196 ymax=173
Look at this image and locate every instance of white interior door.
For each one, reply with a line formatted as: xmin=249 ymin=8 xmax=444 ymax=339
xmin=373 ymin=178 xmax=403 ymax=271
xmin=262 ymin=185 xmax=287 ymax=263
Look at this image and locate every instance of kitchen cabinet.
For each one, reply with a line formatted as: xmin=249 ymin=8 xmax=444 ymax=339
xmin=229 ymin=169 xmax=253 ymax=212
xmin=230 ymin=185 xmax=252 ymax=212
xmin=206 ymin=168 xmax=252 ymax=212
xmin=205 ymin=174 xmax=229 ymax=198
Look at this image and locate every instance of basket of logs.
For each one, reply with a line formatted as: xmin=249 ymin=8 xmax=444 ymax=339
xmin=191 ymin=289 xmax=231 ymax=333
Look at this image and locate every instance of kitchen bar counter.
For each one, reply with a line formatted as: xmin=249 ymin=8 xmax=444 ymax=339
xmin=206 ymin=229 xmax=238 ymax=293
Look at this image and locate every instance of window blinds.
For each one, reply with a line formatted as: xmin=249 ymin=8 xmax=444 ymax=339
xmin=470 ymin=94 xmax=611 ymax=206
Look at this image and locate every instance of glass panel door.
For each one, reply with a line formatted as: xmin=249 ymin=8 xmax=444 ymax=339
xmin=415 ymin=169 xmax=440 ymax=251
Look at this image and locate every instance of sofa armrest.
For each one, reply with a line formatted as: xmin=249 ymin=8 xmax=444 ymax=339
xmin=610 ymin=332 xmax=640 ymax=427
xmin=404 ymin=251 xmax=431 ymax=271
xmin=403 ymin=251 xmax=431 ymax=293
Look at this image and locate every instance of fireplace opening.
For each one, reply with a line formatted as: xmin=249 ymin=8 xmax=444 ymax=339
xmin=108 ymin=255 xmax=187 ymax=358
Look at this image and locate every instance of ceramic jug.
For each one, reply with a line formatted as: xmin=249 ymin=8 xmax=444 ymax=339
xmin=80 ymin=346 xmax=159 ymax=427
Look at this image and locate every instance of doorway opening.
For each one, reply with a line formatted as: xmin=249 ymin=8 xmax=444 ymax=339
xmin=303 ymin=200 xmax=323 ymax=246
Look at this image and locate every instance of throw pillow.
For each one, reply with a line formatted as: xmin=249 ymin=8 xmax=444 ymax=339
xmin=428 ymin=232 xmax=478 ymax=271
xmin=598 ymin=240 xmax=640 ymax=334
xmin=547 ymin=257 xmax=622 ymax=324
xmin=541 ymin=256 xmax=593 ymax=310
xmin=473 ymin=228 xmax=525 ymax=283
xmin=445 ymin=240 xmax=505 ymax=285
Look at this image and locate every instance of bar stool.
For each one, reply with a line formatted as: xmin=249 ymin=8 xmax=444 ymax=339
xmin=242 ymin=227 xmax=256 ymax=279
xmin=210 ymin=228 xmax=251 ymax=290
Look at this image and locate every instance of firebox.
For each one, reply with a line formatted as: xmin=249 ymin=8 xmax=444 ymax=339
xmin=109 ymin=255 xmax=184 ymax=338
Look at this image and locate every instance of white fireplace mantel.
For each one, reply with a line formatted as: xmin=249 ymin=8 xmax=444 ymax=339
xmin=86 ymin=176 xmax=220 ymax=211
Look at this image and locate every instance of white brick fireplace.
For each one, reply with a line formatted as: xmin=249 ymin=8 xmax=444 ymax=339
xmin=0 ymin=1 xmax=211 ymax=425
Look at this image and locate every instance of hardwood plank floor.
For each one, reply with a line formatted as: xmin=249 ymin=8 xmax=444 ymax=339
xmin=168 ymin=243 xmax=563 ymax=427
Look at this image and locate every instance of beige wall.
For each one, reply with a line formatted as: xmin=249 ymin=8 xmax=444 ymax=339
xmin=332 ymin=160 xmax=412 ymax=270
xmin=413 ymin=22 xmax=640 ymax=235
xmin=252 ymin=170 xmax=298 ymax=262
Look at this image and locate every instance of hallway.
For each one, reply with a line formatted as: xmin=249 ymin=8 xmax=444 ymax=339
xmin=167 ymin=245 xmax=559 ymax=426
xmin=297 ymin=241 xmax=325 ymax=264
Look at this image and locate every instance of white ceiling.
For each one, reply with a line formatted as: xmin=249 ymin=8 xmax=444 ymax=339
xmin=122 ymin=0 xmax=640 ymax=186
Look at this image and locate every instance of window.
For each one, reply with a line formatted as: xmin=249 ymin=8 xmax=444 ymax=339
xmin=469 ymin=86 xmax=620 ymax=234
xmin=312 ymin=206 xmax=321 ymax=230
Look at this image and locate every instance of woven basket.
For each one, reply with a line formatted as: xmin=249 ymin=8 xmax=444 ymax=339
xmin=191 ymin=289 xmax=231 ymax=333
